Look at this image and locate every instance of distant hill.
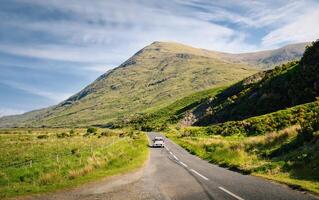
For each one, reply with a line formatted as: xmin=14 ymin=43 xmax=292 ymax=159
xmin=0 ymin=41 xmax=308 ymax=127
xmin=227 ymin=42 xmax=309 ymax=69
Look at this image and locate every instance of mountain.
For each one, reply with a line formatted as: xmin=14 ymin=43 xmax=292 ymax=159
xmin=128 ymin=40 xmax=318 ymax=131
xmin=227 ymin=42 xmax=309 ymax=69
xmin=0 ymin=41 xmax=308 ymax=127
xmin=190 ymin=41 xmax=318 ymax=126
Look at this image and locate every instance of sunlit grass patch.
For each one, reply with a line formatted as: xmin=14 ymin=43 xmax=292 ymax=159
xmin=0 ymin=128 xmax=148 ymax=198
xmin=168 ymin=125 xmax=319 ymax=193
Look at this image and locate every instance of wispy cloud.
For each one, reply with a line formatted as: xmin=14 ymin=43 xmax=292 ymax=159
xmin=0 ymin=44 xmax=126 ymax=63
xmin=0 ymin=108 xmax=25 ymax=117
xmin=82 ymin=65 xmax=113 ymax=73
xmin=262 ymin=7 xmax=319 ymax=46
xmin=1 ymin=80 xmax=72 ymax=102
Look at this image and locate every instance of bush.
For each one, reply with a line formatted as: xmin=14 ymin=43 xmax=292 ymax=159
xmin=87 ymin=127 xmax=97 ymax=134
xmin=69 ymin=129 xmax=76 ymax=136
xmin=56 ymin=132 xmax=70 ymax=138
xmin=37 ymin=134 xmax=48 ymax=139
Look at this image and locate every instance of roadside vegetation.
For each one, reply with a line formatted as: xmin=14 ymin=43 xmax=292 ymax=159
xmin=175 ymin=100 xmax=319 ymax=137
xmin=0 ymin=128 xmax=148 ymax=198
xmin=167 ymin=112 xmax=319 ymax=193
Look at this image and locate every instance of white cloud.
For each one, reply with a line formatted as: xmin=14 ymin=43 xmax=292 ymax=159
xmin=0 ymin=108 xmax=25 ymax=117
xmin=1 ymin=80 xmax=72 ymax=102
xmin=83 ymin=65 xmax=113 ymax=73
xmin=8 ymin=0 xmax=256 ymax=54
xmin=0 ymin=44 xmax=126 ymax=63
xmin=262 ymin=8 xmax=319 ymax=47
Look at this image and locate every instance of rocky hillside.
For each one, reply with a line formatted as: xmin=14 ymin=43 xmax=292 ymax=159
xmin=0 ymin=41 xmax=308 ymax=127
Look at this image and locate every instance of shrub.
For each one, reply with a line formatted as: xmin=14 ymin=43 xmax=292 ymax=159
xmin=56 ymin=132 xmax=70 ymax=138
xmin=69 ymin=129 xmax=76 ymax=136
xmin=39 ymin=172 xmax=58 ymax=185
xmin=37 ymin=134 xmax=48 ymax=139
xmin=87 ymin=127 xmax=97 ymax=134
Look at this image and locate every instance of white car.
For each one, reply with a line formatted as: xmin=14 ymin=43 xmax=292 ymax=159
xmin=152 ymin=136 xmax=165 ymax=148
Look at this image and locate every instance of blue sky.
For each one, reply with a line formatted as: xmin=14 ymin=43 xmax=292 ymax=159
xmin=1 ymin=0 xmax=319 ymax=116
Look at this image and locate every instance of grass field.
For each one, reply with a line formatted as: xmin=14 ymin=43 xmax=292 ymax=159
xmin=0 ymin=128 xmax=148 ymax=198
xmin=121 ymin=86 xmax=226 ymax=130
xmin=167 ymin=125 xmax=319 ymax=194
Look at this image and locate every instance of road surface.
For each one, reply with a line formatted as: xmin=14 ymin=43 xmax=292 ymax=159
xmin=22 ymin=132 xmax=318 ymax=200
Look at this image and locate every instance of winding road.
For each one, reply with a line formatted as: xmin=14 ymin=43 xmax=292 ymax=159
xmin=22 ymin=132 xmax=318 ymax=200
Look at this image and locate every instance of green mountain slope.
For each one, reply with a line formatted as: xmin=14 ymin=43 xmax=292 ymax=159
xmin=126 ymin=41 xmax=318 ymax=132
xmin=0 ymin=41 xmax=308 ymax=127
xmin=190 ymin=41 xmax=318 ymax=126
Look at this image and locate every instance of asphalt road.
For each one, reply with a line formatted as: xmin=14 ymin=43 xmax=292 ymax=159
xmin=22 ymin=132 xmax=318 ymax=200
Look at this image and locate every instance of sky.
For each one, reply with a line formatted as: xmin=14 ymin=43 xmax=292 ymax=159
xmin=1 ymin=0 xmax=319 ymax=117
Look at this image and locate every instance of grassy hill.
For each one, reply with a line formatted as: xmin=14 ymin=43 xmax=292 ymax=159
xmin=0 ymin=41 xmax=308 ymax=128
xmin=227 ymin=42 xmax=309 ymax=69
xmin=121 ymin=41 xmax=316 ymax=130
xmin=190 ymin=41 xmax=318 ymax=126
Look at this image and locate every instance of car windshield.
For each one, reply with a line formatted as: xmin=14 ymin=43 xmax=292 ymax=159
xmin=154 ymin=137 xmax=164 ymax=141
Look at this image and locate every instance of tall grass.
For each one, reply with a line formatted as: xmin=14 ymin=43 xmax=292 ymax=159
xmin=168 ymin=125 xmax=319 ymax=194
xmin=0 ymin=128 xmax=148 ymax=198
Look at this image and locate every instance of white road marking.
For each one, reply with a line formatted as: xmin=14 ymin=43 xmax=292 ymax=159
xmin=173 ymin=155 xmax=179 ymax=160
xmin=179 ymin=161 xmax=188 ymax=168
xmin=169 ymin=151 xmax=173 ymax=155
xmin=190 ymin=169 xmax=209 ymax=181
xmin=218 ymin=187 xmax=245 ymax=200
xmin=165 ymin=146 xmax=169 ymax=151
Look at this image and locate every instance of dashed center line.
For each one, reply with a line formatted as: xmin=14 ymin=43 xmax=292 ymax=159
xmin=218 ymin=187 xmax=244 ymax=200
xmin=165 ymin=144 xmax=208 ymax=182
xmin=190 ymin=169 xmax=209 ymax=181
xmin=159 ymin=137 xmax=243 ymax=200
xmin=179 ymin=161 xmax=188 ymax=168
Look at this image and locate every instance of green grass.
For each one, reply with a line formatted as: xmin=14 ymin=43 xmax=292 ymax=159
xmin=0 ymin=128 xmax=148 ymax=198
xmin=176 ymin=100 xmax=319 ymax=137
xmin=167 ymin=124 xmax=319 ymax=194
xmin=120 ymin=86 xmax=226 ymax=130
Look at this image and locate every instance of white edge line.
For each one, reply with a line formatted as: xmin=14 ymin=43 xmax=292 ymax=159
xmin=173 ymin=155 xmax=179 ymax=160
xmin=179 ymin=161 xmax=188 ymax=168
xmin=218 ymin=187 xmax=244 ymax=200
xmin=169 ymin=151 xmax=173 ymax=155
xmin=190 ymin=169 xmax=209 ymax=181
